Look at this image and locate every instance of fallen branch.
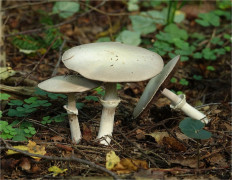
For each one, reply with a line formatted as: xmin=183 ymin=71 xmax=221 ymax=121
xmin=1 ymin=139 xmax=119 ymax=180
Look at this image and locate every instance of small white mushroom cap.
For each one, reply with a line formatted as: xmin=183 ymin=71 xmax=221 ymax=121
xmin=38 ymin=75 xmax=100 ymax=93
xmin=62 ymin=42 xmax=164 ymax=82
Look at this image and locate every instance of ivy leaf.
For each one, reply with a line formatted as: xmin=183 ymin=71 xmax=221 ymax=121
xmin=52 ymin=1 xmax=80 ymax=18
xmin=116 ymin=30 xmax=141 ymax=46
xmin=179 ymin=118 xmax=212 ymax=140
xmin=0 ymin=93 xmax=11 ymax=100
xmin=130 ymin=15 xmax=156 ymax=35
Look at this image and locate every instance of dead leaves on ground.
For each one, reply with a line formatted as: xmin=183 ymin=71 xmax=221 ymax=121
xmin=106 ymin=150 xmax=148 ymax=175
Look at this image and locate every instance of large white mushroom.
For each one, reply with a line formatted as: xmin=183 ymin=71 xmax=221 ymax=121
xmin=62 ymin=42 xmax=164 ymax=145
xmin=133 ymin=55 xmax=210 ymax=124
xmin=38 ymin=75 xmax=100 ymax=144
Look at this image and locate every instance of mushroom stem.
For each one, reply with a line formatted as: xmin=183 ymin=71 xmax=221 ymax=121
xmin=161 ymin=88 xmax=209 ymax=124
xmin=66 ymin=93 xmax=81 ymax=143
xmin=97 ymin=83 xmax=120 ymax=145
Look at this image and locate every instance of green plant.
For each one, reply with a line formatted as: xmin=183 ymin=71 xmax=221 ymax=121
xmin=41 ymin=113 xmax=67 ymax=125
xmin=52 ymin=1 xmax=80 ymax=18
xmin=179 ymin=117 xmax=212 ymax=139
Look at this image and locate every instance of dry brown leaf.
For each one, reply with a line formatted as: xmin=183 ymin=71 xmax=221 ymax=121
xmin=113 ymin=158 xmax=148 ymax=174
xmin=55 ymin=144 xmax=73 ymax=152
xmin=208 ymin=153 xmax=228 ymax=167
xmin=147 ymin=131 xmax=169 ymax=145
xmin=1 ymin=158 xmax=20 ymax=169
xmin=82 ymin=124 xmax=92 ymax=142
xmin=170 ymin=156 xmax=205 ymax=168
xmin=163 ymin=137 xmax=187 ymax=152
xmin=135 ymin=129 xmax=146 ymax=140
xmin=51 ymin=136 xmax=65 ymax=142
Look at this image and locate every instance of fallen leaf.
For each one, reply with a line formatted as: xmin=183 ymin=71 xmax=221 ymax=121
xmin=51 ymin=136 xmax=65 ymax=142
xmin=55 ymin=144 xmax=73 ymax=152
xmin=170 ymin=156 xmax=205 ymax=168
xmin=163 ymin=137 xmax=187 ymax=152
xmin=136 ymin=129 xmax=146 ymax=140
xmin=106 ymin=151 xmax=120 ymax=170
xmin=82 ymin=124 xmax=92 ymax=141
xmin=31 ymin=165 xmax=41 ymax=173
xmin=6 ymin=145 xmax=28 ymax=155
xmin=19 ymin=157 xmax=31 ymax=171
xmin=113 ymin=158 xmax=148 ymax=175
xmin=1 ymin=158 xmax=20 ymax=169
xmin=27 ymin=140 xmax=46 ymax=160
xmin=147 ymin=131 xmax=169 ymax=145
xmin=208 ymin=153 xmax=228 ymax=167
xmin=48 ymin=166 xmax=68 ymax=177
xmin=134 ymin=169 xmax=164 ymax=180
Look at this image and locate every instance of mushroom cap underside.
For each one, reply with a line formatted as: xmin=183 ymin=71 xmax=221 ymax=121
xmin=133 ymin=55 xmax=180 ymax=118
xmin=38 ymin=75 xmax=101 ymax=93
xmin=62 ymin=42 xmax=164 ymax=82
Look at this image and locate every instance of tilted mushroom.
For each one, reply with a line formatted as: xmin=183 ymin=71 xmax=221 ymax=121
xmin=133 ymin=55 xmax=210 ymax=124
xmin=62 ymin=42 xmax=164 ymax=145
xmin=38 ymin=75 xmax=100 ymax=144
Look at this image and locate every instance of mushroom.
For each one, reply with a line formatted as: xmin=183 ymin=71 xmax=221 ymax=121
xmin=62 ymin=42 xmax=164 ymax=145
xmin=133 ymin=55 xmax=209 ymax=124
xmin=38 ymin=75 xmax=100 ymax=144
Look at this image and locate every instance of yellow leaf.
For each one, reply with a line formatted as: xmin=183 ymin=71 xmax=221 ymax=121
xmin=6 ymin=145 xmax=28 ymax=155
xmin=106 ymin=151 xmax=120 ymax=170
xmin=27 ymin=140 xmax=46 ymax=160
xmin=48 ymin=166 xmax=68 ymax=177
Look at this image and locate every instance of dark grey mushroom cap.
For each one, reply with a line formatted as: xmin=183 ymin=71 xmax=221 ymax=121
xmin=62 ymin=42 xmax=164 ymax=82
xmin=133 ymin=55 xmax=180 ymax=118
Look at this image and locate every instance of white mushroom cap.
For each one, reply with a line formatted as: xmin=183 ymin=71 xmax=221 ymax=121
xmin=133 ymin=55 xmax=180 ymax=118
xmin=62 ymin=42 xmax=164 ymax=82
xmin=38 ymin=75 xmax=100 ymax=93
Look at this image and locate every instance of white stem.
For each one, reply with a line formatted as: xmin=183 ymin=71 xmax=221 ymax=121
xmin=97 ymin=83 xmax=120 ymax=145
xmin=161 ymin=88 xmax=210 ymax=124
xmin=66 ymin=93 xmax=81 ymax=144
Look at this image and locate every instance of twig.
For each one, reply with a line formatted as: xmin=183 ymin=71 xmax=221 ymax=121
xmin=52 ymin=39 xmax=66 ymax=77
xmin=116 ymin=128 xmax=160 ymax=167
xmin=1 ymin=138 xmax=120 ymax=180
xmin=4 ymin=1 xmax=107 ymax=37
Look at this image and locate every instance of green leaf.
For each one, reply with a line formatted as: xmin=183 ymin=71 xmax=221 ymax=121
xmin=128 ymin=0 xmax=139 ymax=12
xmin=179 ymin=78 xmax=189 ymax=86
xmin=202 ymin=48 xmax=217 ymax=60
xmin=193 ymin=75 xmax=203 ymax=81
xmin=193 ymin=52 xmax=202 ymax=59
xmin=11 ymin=35 xmax=42 ymax=51
xmin=8 ymin=100 xmax=24 ymax=106
xmin=24 ymin=97 xmax=38 ymax=104
xmin=130 ymin=15 xmax=156 ymax=35
xmin=223 ymin=33 xmax=231 ymax=40
xmin=211 ymin=37 xmax=224 ymax=45
xmin=179 ymin=118 xmax=212 ymax=139
xmin=206 ymin=66 xmax=215 ymax=71
xmin=170 ymin=77 xmax=177 ymax=83
xmin=52 ymin=113 xmax=66 ymax=123
xmin=196 ymin=12 xmax=220 ymax=27
xmin=164 ymin=24 xmax=188 ymax=40
xmin=76 ymin=102 xmax=84 ymax=109
xmin=0 ymin=111 xmax=2 ymax=118
xmin=52 ymin=1 xmax=80 ymax=18
xmin=0 ymin=93 xmax=11 ymax=100
xmin=116 ymin=30 xmax=141 ymax=46
xmin=85 ymin=96 xmax=99 ymax=102
xmin=214 ymin=48 xmax=226 ymax=55
xmin=96 ymin=37 xmax=111 ymax=42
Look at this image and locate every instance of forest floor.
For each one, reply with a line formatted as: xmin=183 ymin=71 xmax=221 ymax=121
xmin=1 ymin=1 xmax=231 ymax=179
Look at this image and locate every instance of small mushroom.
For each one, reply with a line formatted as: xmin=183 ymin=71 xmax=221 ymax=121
xmin=38 ymin=75 xmax=100 ymax=144
xmin=62 ymin=42 xmax=164 ymax=145
xmin=133 ymin=55 xmax=209 ymax=124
